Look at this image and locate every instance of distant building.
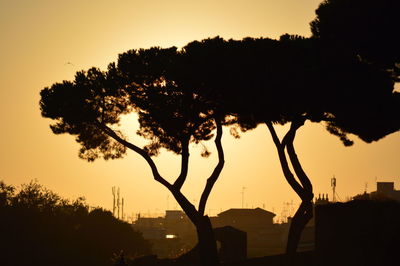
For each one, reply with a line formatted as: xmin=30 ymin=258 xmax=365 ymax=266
xmin=133 ymin=216 xmax=165 ymax=239
xmin=353 ymin=181 xmax=400 ymax=202
xmin=133 ymin=207 xmax=318 ymax=259
xmin=214 ymin=226 xmax=247 ymax=263
xmin=164 ymin=210 xmax=197 ymax=248
xmin=212 ymin=208 xmax=287 ymax=257
xmin=314 ymin=193 xmax=330 ymax=205
xmin=134 ymin=216 xmax=164 ymax=229
xmin=133 ymin=213 xmax=190 ymax=258
xmin=370 ymin=182 xmax=400 ymax=202
xmin=214 ymin=208 xmax=276 ymax=229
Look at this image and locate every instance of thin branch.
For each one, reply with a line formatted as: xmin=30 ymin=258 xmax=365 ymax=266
xmin=281 ymin=117 xmax=304 ymax=147
xmin=199 ymin=119 xmax=225 ymax=215
xmin=265 ymin=121 xmax=305 ymax=198
xmin=266 ymin=121 xmax=282 ymax=148
xmin=173 ymin=137 xmax=190 ymax=190
xmin=95 ymin=121 xmax=172 ymax=189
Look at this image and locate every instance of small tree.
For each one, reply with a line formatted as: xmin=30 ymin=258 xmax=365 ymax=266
xmin=0 ymin=181 xmax=15 ymax=207
xmin=40 ymin=47 xmax=225 ymax=266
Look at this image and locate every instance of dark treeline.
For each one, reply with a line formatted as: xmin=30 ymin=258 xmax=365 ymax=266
xmin=0 ymin=180 xmax=151 ymax=266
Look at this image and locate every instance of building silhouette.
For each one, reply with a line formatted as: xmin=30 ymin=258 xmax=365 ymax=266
xmin=133 ymin=181 xmax=400 ymax=264
xmin=133 ymin=207 xmax=291 ymax=258
xmin=371 ymin=182 xmax=400 ymax=201
xmin=315 ymin=200 xmax=400 ymax=266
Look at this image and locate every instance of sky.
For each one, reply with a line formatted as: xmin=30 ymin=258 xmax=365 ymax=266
xmin=0 ymin=0 xmax=398 ymax=222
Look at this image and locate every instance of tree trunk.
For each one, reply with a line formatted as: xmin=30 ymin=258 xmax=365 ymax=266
xmin=285 ymin=200 xmax=313 ymax=265
xmin=196 ymin=215 xmax=220 ymax=266
xmin=266 ymin=120 xmax=314 ymax=266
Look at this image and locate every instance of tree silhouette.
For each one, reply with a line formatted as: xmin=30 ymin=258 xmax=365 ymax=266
xmin=177 ymin=36 xmax=318 ymax=262
xmin=39 ymin=8 xmax=400 ymax=262
xmin=180 ymin=35 xmax=399 ymax=264
xmin=40 ymin=47 xmax=225 ymax=266
xmin=267 ymin=34 xmax=399 ymax=265
xmin=0 ymin=180 xmax=15 ymax=207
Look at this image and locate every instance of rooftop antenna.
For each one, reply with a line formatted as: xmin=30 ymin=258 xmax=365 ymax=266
xmin=117 ymin=187 xmax=120 ymax=219
xmin=121 ymin=197 xmax=124 ymax=221
xmin=112 ymin=186 xmax=116 ymax=217
xmin=331 ymin=176 xmax=337 ymax=202
xmin=241 ymin=187 xmax=246 ymax=208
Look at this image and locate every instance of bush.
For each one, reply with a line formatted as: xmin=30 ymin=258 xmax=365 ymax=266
xmin=0 ymin=180 xmax=151 ymax=266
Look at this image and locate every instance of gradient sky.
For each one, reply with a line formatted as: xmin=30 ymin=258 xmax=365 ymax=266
xmin=1 ymin=0 xmax=398 ymax=221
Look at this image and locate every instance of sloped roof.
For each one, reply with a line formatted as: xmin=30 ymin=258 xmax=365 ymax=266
xmin=214 ymin=225 xmax=246 ymax=234
xmin=218 ymin=207 xmax=276 ymax=218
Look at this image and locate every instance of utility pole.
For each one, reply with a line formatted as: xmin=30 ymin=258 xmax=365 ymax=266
xmin=331 ymin=176 xmax=337 ymax=202
xmin=117 ymin=187 xmax=120 ymax=219
xmin=121 ymin=197 xmax=124 ymax=221
xmin=112 ymin=186 xmax=116 ymax=217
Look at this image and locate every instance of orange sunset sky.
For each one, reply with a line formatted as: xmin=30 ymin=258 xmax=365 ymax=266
xmin=1 ymin=0 xmax=399 ymax=221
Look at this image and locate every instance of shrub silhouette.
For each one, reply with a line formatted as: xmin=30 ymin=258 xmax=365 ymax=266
xmin=0 ymin=180 xmax=151 ymax=266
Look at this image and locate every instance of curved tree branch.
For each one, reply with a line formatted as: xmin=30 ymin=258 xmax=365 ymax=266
xmin=283 ymin=118 xmax=313 ymax=198
xmin=173 ymin=137 xmax=190 ymax=190
xmin=97 ymin=121 xmax=201 ymax=225
xmin=266 ymin=121 xmax=283 ymax=148
xmin=95 ymin=121 xmax=172 ymax=189
xmin=271 ymin=118 xmax=314 ymax=264
xmin=265 ymin=121 xmax=305 ymax=199
xmin=198 ymin=119 xmax=225 ymax=216
xmin=286 ymin=143 xmax=313 ymax=197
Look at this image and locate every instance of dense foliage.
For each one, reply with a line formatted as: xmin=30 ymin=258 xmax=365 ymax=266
xmin=0 ymin=180 xmax=151 ymax=266
xmin=179 ymin=35 xmax=399 ymax=144
xmin=311 ymin=0 xmax=400 ymax=73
